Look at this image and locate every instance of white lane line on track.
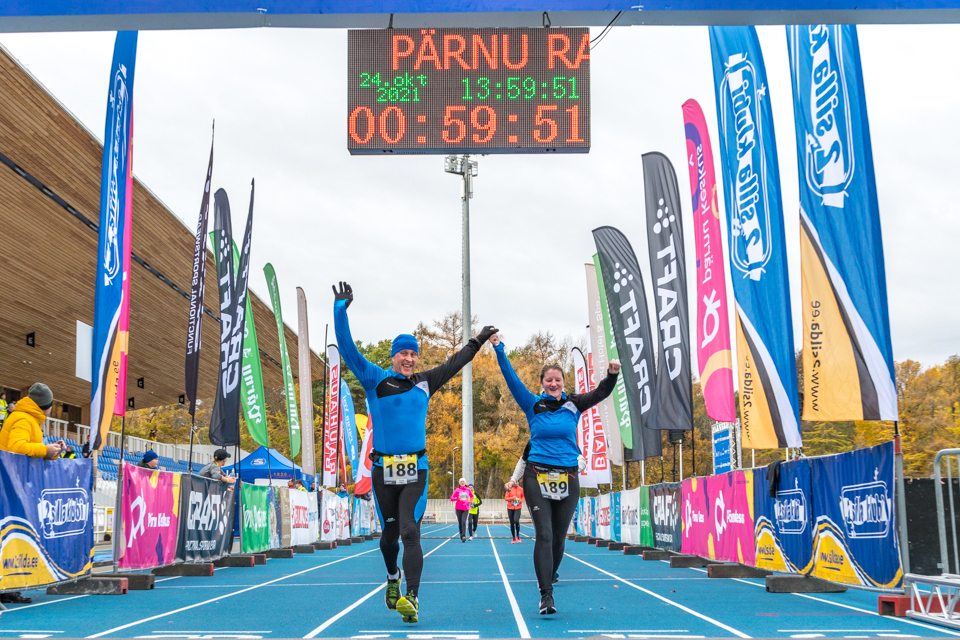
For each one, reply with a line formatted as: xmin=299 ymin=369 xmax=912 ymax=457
xmin=487 ymin=525 xmax=531 ymax=639
xmin=706 ymin=571 xmax=960 ymax=637
xmin=302 ymin=538 xmax=451 ymax=638
xmin=85 ymin=547 xmax=379 ymax=639
xmin=564 ymin=554 xmax=751 ymax=639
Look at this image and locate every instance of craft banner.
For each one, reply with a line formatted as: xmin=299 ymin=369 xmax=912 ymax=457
xmin=710 ymin=26 xmax=802 ymax=449
xmin=0 ymin=452 xmax=93 ymax=591
xmin=595 ymin=493 xmax=612 ymax=540
xmin=683 ymin=99 xmax=736 ymax=423
xmin=184 ymin=128 xmax=214 ymax=419
xmin=297 ymin=287 xmax=317 ymax=476
xmin=119 ymin=465 xmax=181 ymax=569
xmin=611 ymin=491 xmax=621 ymax=542
xmin=787 ymin=25 xmax=898 ymax=422
xmin=638 ymin=486 xmax=654 ymax=547
xmin=176 ymin=474 xmax=235 ymax=563
xmin=90 ymin=31 xmax=137 ymax=450
xmin=592 ymin=256 xmax=633 ymax=455
xmin=323 ymin=345 xmax=342 ymax=488
xmin=810 ymin=441 xmax=901 ymax=588
xmin=592 ymin=228 xmax=662 ymax=459
xmin=754 ymin=459 xmax=814 ymax=573
xmin=681 ymin=476 xmax=711 ymax=557
xmin=619 ymin=488 xmax=641 ymax=544
xmin=651 ymin=482 xmax=682 ymax=551
xmin=706 ymin=470 xmax=756 ymax=565
xmin=642 ymin=152 xmax=693 ymax=436
xmin=210 ymin=185 xmax=255 ymax=447
xmin=586 ymin=263 xmax=622 ymax=464
xmin=241 ymin=483 xmax=271 ymax=553
xmin=586 ymin=346 xmax=613 ymax=484
xmin=288 ymin=489 xmax=316 ymax=545
xmin=341 ymin=380 xmax=360 ymax=480
xmin=264 ymin=263 xmax=301 ymax=458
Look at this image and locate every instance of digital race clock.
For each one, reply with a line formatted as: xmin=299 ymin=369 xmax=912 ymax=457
xmin=347 ymin=27 xmax=591 ymax=154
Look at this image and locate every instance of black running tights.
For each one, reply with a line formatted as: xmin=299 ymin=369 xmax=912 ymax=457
xmin=456 ymin=508 xmax=469 ymax=538
xmin=469 ymin=512 xmax=479 ymax=536
xmin=522 ymin=463 xmax=580 ymax=595
xmin=373 ymin=466 xmax=428 ymax=596
xmin=508 ymin=508 xmax=522 ymax=538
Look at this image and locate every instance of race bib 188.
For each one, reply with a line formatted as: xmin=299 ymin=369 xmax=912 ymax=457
xmin=383 ymin=454 xmax=418 ymax=485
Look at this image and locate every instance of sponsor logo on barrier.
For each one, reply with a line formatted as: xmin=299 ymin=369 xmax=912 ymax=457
xmin=801 ymin=24 xmax=854 ymax=209
xmin=713 ymin=490 xmax=745 ymax=539
xmin=292 ymin=505 xmax=309 ymax=529
xmin=653 ymin=491 xmax=679 ymax=543
xmin=2 ymin=554 xmax=40 ymax=570
xmin=720 ymin=52 xmax=773 ymax=282
xmin=127 ymin=494 xmax=172 ymax=547
xmin=186 ymin=491 xmax=228 ymax=534
xmin=683 ymin=497 xmax=704 ymax=537
xmin=243 ymin=504 xmax=268 ymax=530
xmin=597 ymin=507 xmax=610 ymax=527
xmin=839 ymin=472 xmax=891 ymax=539
xmin=37 ymin=488 xmax=90 ymax=539
xmin=775 ymin=479 xmax=808 ymax=535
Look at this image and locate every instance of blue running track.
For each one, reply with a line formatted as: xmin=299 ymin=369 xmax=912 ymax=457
xmin=0 ymin=523 xmax=955 ymax=639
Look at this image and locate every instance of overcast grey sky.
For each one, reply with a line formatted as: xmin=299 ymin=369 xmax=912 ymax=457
xmin=2 ymin=23 xmax=958 ymax=375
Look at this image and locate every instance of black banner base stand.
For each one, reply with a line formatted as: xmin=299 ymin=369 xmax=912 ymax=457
xmin=47 ymin=576 xmax=128 ymax=595
xmin=623 ymin=545 xmax=655 ymax=555
xmin=264 ymin=548 xmax=294 ymax=559
xmin=215 ymin=555 xmax=255 ymax=567
xmin=642 ymin=550 xmax=673 ymax=561
xmin=123 ymin=573 xmax=155 ymax=590
xmin=765 ymin=575 xmax=847 ymax=593
xmin=292 ymin=545 xmax=315 ymax=554
xmin=152 ymin=563 xmax=214 ymax=577
xmin=314 ymin=541 xmax=337 ymax=550
xmin=608 ymin=542 xmax=628 ymax=551
xmin=708 ymin=564 xmax=771 ymax=579
xmin=669 ymin=555 xmax=710 ymax=568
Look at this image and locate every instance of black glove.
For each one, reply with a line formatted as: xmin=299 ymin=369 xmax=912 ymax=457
xmin=475 ymin=325 xmax=498 ymax=344
xmin=332 ymin=281 xmax=353 ymax=308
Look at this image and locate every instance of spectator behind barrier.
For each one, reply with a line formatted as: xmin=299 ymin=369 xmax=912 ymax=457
xmin=197 ymin=448 xmax=236 ymax=486
xmin=0 ymin=383 xmax=64 ymax=459
xmin=138 ymin=450 xmax=159 ymax=469
xmin=0 ymin=391 xmax=8 ymax=424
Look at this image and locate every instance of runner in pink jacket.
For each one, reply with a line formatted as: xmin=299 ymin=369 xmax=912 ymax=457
xmin=450 ymin=479 xmax=474 ymax=542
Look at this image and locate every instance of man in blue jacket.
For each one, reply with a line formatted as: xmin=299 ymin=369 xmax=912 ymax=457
xmin=333 ymin=282 xmax=495 ymax=624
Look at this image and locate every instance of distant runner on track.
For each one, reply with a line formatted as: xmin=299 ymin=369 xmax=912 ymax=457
xmin=504 ymin=480 xmax=524 ymax=543
xmin=333 ymin=281 xmax=496 ymax=624
xmin=490 ymin=331 xmax=620 ymax=616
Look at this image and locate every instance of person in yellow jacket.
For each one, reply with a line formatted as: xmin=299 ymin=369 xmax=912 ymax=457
xmin=0 ymin=383 xmax=65 ymax=459
xmin=0 ymin=392 xmax=8 ymax=423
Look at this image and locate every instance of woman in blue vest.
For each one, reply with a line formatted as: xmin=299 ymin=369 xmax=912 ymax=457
xmin=490 ymin=332 xmax=620 ymax=616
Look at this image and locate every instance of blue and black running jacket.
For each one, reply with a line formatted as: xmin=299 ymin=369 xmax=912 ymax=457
xmin=335 ymin=299 xmax=482 ymax=469
xmin=494 ymin=342 xmax=618 ymax=469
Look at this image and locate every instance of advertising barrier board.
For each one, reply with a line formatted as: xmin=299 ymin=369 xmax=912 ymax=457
xmin=119 ymin=465 xmax=181 ymax=569
xmin=177 ymin=474 xmax=235 ymax=563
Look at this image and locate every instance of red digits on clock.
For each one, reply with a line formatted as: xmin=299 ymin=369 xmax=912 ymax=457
xmin=349 ymin=106 xmax=375 ymax=144
xmin=471 ymin=106 xmax=497 ymax=143
xmin=443 ymin=105 xmax=467 ymax=143
xmin=533 ymin=105 xmax=558 ymax=143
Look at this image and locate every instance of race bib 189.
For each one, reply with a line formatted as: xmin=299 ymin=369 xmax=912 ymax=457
xmin=383 ymin=454 xmax=418 ymax=485
xmin=536 ymin=472 xmax=569 ymax=501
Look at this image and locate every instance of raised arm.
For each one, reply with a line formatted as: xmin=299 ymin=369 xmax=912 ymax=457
xmin=420 ymin=325 xmax=498 ymax=393
xmin=570 ymin=361 xmax=622 ymax=413
xmin=492 ymin=340 xmax=537 ymax=413
xmin=332 ymin=283 xmax=386 ymax=391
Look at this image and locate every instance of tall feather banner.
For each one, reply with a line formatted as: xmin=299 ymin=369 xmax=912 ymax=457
xmin=787 ymin=25 xmax=897 ymax=422
xmin=90 ymin=31 xmax=137 ymax=451
xmin=710 ymin=26 xmax=802 ymax=449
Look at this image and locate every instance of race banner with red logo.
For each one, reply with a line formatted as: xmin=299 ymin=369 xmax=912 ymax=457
xmin=595 ymin=492 xmax=612 ymax=539
xmin=320 ymin=489 xmax=349 ymax=541
xmin=585 ymin=343 xmax=612 ymax=485
xmin=287 ymin=488 xmax=317 ymax=545
xmin=119 ymin=465 xmax=181 ymax=569
xmin=323 ymin=345 xmax=341 ymax=488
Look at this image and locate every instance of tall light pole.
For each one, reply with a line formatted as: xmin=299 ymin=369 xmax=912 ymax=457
xmin=444 ymin=154 xmax=478 ymax=485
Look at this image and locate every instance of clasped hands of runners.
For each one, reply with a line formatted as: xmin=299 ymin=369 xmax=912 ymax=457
xmin=488 ymin=332 xmax=621 ymax=375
